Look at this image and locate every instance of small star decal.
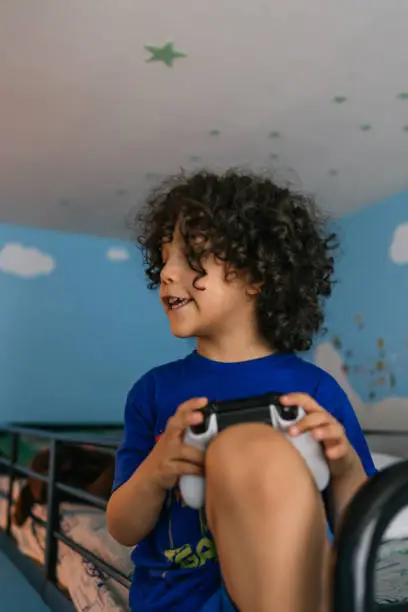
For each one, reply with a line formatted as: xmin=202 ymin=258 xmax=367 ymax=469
xmin=403 ymin=125 xmax=408 ymax=132
xmin=270 ymin=153 xmax=279 ymax=160
xmin=190 ymin=155 xmax=201 ymax=162
xmin=145 ymin=172 xmax=162 ymax=181
xmin=328 ymin=169 xmax=339 ymax=177
xmin=397 ymin=92 xmax=408 ymax=100
xmin=145 ymin=42 xmax=187 ymax=67
xmin=360 ymin=124 xmax=372 ymax=132
xmin=268 ymin=131 xmax=281 ymax=139
xmin=209 ymin=129 xmax=221 ymax=136
xmin=332 ymin=96 xmax=347 ymax=104
xmin=115 ymin=188 xmax=128 ymax=197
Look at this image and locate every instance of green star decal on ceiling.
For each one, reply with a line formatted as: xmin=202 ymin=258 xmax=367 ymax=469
xmin=333 ymin=96 xmax=347 ymax=104
xmin=145 ymin=42 xmax=187 ymax=67
xmin=209 ymin=129 xmax=221 ymax=136
xmin=145 ymin=172 xmax=162 ymax=181
xmin=270 ymin=153 xmax=279 ymax=160
xmin=360 ymin=124 xmax=372 ymax=131
xmin=329 ymin=169 xmax=339 ymax=177
xmin=397 ymin=92 xmax=408 ymax=100
xmin=115 ymin=188 xmax=128 ymax=197
xmin=268 ymin=131 xmax=281 ymax=139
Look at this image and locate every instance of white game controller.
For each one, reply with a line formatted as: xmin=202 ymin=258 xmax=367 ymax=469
xmin=179 ymin=393 xmax=330 ymax=509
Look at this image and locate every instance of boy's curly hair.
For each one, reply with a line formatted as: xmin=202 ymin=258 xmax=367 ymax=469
xmin=135 ymin=170 xmax=338 ymax=352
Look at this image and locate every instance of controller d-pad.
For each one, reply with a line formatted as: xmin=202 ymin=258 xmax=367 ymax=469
xmin=190 ymin=409 xmax=210 ymax=435
xmin=275 ymin=405 xmax=299 ymax=421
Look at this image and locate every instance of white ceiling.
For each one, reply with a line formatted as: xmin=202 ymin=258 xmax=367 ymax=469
xmin=1 ymin=0 xmax=408 ymax=239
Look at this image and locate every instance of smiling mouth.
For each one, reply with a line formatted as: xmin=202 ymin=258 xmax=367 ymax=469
xmin=163 ymin=296 xmax=194 ymax=311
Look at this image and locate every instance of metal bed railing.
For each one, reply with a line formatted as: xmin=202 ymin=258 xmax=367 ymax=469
xmin=0 ymin=424 xmax=131 ymax=600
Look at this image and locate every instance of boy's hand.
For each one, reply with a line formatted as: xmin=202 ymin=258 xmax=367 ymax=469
xmin=147 ymin=397 xmax=207 ymax=491
xmin=281 ymin=393 xmax=362 ymax=479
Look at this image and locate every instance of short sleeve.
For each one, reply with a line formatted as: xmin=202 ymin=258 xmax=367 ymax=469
xmin=315 ymin=373 xmax=377 ymax=478
xmin=112 ymin=374 xmax=156 ymax=492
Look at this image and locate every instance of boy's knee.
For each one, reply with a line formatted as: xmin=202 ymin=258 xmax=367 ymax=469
xmin=205 ymin=423 xmax=319 ymax=522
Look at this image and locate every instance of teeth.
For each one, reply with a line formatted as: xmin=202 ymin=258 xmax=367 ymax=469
xmin=166 ymin=296 xmax=189 ymax=308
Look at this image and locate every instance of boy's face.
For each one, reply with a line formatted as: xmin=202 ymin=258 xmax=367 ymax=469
xmin=160 ymin=227 xmax=259 ymax=342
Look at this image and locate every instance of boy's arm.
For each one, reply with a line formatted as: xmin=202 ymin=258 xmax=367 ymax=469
xmin=107 ymin=454 xmax=166 ymax=547
xmin=107 ymin=378 xmax=164 ymax=547
xmin=107 ymin=391 xmax=206 ymax=547
xmin=313 ymin=373 xmax=377 ymax=533
xmin=328 ymin=449 xmax=368 ymax=532
xmin=320 ymin=380 xmax=376 ymax=532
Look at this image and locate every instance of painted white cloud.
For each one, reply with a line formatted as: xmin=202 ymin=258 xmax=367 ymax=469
xmin=389 ymin=222 xmax=408 ymax=264
xmin=106 ymin=247 xmax=130 ymax=262
xmin=314 ymin=342 xmax=408 ymax=432
xmin=0 ymin=243 xmax=56 ymax=278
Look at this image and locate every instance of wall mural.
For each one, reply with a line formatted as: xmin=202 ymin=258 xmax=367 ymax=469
xmin=105 ymin=247 xmax=130 ymax=262
xmin=0 ymin=243 xmax=56 ymax=279
xmin=329 ymin=329 xmax=401 ymax=402
xmin=1 ymin=206 xmax=407 ymax=434
xmin=0 ymin=224 xmax=190 ymax=424
xmin=315 ymin=342 xmax=408 ymax=434
xmin=390 ymin=222 xmax=408 ymax=264
xmin=313 ymin=218 xmax=408 ymax=445
xmin=0 ymin=242 xmax=132 ymax=277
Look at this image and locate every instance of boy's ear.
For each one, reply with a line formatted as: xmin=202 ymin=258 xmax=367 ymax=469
xmin=246 ymin=281 xmax=263 ymax=296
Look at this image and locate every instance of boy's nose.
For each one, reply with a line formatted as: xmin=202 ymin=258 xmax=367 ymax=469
xmin=160 ymin=260 xmax=180 ymax=285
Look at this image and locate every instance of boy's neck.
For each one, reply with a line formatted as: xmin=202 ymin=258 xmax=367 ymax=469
xmin=196 ymin=334 xmax=274 ymax=364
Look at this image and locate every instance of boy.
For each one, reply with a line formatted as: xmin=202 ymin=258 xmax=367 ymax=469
xmin=107 ymin=170 xmax=376 ymax=612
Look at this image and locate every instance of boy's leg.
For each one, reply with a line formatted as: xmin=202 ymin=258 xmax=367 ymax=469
xmin=205 ymin=423 xmax=332 ymax=612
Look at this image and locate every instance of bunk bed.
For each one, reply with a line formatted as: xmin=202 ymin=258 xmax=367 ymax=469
xmin=0 ymin=423 xmax=131 ymax=612
xmin=0 ymin=424 xmax=408 ymax=611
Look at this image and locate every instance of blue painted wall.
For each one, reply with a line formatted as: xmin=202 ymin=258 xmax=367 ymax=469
xmin=2 ymin=189 xmax=408 ymax=424
xmin=312 ymin=189 xmax=408 ymax=405
xmin=0 ymin=224 xmax=188 ymax=423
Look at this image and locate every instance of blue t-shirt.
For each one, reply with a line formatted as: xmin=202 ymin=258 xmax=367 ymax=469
xmin=114 ymin=351 xmax=376 ymax=612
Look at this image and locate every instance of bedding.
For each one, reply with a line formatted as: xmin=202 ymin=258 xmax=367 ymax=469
xmin=0 ymin=477 xmax=132 ymax=612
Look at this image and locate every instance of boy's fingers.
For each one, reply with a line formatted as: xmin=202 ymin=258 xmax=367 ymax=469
xmin=289 ymin=412 xmax=330 ymax=435
xmin=180 ymin=444 xmax=205 ymax=466
xmin=174 ymin=461 xmax=204 ymax=477
xmin=166 ymin=398 xmax=207 ymax=435
xmin=325 ymin=445 xmax=347 ymax=460
xmin=311 ymin=423 xmax=344 ymax=442
xmin=281 ymin=393 xmax=323 ymax=414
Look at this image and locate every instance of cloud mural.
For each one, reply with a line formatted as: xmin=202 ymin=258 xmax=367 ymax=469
xmin=315 ymin=342 xmax=408 ymax=432
xmin=389 ymin=222 xmax=408 ymax=264
xmin=0 ymin=243 xmax=56 ymax=278
xmin=106 ymin=247 xmax=130 ymax=262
